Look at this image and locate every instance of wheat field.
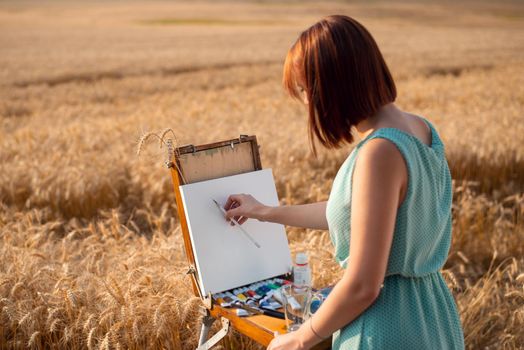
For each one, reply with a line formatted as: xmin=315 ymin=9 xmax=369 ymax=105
xmin=1 ymin=1 xmax=523 ymax=349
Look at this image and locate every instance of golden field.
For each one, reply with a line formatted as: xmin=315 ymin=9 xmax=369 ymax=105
xmin=1 ymin=1 xmax=523 ymax=349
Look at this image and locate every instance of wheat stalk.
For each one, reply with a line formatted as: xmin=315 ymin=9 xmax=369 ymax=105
xmin=87 ymin=327 xmax=97 ymax=350
xmin=28 ymin=331 xmax=41 ymax=349
xmin=135 ymin=128 xmax=187 ymax=183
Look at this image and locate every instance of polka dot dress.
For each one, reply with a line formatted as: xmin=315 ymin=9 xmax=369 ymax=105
xmin=325 ymin=117 xmax=465 ymax=349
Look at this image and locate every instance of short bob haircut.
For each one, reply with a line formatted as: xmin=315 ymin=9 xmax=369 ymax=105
xmin=283 ymin=15 xmax=397 ymax=154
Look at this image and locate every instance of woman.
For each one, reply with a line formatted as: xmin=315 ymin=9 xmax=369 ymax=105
xmin=224 ymin=15 xmax=465 ymax=349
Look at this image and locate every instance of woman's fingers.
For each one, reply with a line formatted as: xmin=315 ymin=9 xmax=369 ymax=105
xmin=225 ymin=206 xmax=241 ymax=219
xmin=231 ymin=215 xmax=244 ymax=225
xmin=225 ymin=196 xmax=242 ymax=223
xmin=225 ymin=195 xmax=242 ymax=210
xmin=267 ymin=333 xmax=279 ymax=350
xmin=230 ymin=201 xmax=240 ymax=223
xmin=224 ymin=194 xmax=259 ymax=225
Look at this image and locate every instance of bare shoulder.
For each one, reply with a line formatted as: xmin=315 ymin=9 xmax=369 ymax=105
xmin=405 ymin=112 xmax=432 ymax=144
xmin=356 ymin=138 xmax=405 ymax=171
xmin=353 ymin=138 xmax=408 ymax=194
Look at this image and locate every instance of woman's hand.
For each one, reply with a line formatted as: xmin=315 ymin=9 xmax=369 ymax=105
xmin=267 ymin=332 xmax=308 ymax=350
xmin=224 ymin=194 xmax=270 ymax=224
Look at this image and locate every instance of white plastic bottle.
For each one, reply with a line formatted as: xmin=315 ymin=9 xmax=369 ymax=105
xmin=293 ymin=252 xmax=312 ymax=288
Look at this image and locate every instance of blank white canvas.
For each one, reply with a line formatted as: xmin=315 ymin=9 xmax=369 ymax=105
xmin=179 ymin=169 xmax=292 ymax=295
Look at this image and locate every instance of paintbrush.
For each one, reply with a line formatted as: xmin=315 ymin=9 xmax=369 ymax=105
xmin=233 ymin=301 xmax=285 ymax=319
xmin=212 ymin=198 xmax=261 ymax=248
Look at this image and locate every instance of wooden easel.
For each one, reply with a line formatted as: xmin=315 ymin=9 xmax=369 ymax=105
xmin=168 ymin=135 xmax=331 ymax=349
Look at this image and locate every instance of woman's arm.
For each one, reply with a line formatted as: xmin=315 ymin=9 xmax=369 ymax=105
xmin=268 ymin=138 xmax=407 ymax=349
xmin=224 ymin=195 xmax=329 ymax=230
xmin=263 ymin=201 xmax=329 ymax=230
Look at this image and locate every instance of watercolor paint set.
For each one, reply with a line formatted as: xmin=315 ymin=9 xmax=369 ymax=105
xmin=212 ymin=277 xmax=292 ymax=318
xmin=212 ymin=278 xmax=335 ymax=320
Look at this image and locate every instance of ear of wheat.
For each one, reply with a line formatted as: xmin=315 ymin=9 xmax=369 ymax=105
xmin=136 ymin=128 xmax=187 ymax=183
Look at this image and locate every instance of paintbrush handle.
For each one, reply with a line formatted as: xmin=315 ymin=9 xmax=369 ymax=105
xmin=259 ymin=307 xmax=285 ymax=319
xmin=230 ymin=217 xmax=261 ymax=248
xmin=234 ymin=302 xmax=285 ymax=320
xmin=213 ymin=199 xmax=261 ymax=248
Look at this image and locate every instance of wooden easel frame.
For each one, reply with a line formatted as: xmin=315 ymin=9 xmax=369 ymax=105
xmin=168 ymin=135 xmax=331 ymax=349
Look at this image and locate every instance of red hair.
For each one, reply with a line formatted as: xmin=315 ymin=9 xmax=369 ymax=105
xmin=283 ymin=15 xmax=397 ymax=154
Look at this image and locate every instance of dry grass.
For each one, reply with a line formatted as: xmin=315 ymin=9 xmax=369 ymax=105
xmin=1 ymin=0 xmax=523 ymax=349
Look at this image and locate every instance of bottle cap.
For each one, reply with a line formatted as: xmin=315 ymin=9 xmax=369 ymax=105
xmin=295 ymin=252 xmax=308 ymax=265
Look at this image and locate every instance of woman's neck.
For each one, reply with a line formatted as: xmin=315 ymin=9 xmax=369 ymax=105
xmin=354 ymin=103 xmax=401 ymax=140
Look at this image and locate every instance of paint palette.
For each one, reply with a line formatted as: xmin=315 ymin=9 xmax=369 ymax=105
xmin=212 ymin=277 xmax=292 ymax=308
xmin=212 ymin=277 xmax=293 ymax=319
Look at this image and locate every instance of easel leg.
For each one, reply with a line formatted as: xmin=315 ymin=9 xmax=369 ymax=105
xmin=198 ymin=313 xmax=216 ymax=346
xmin=196 ymin=315 xmax=230 ymax=350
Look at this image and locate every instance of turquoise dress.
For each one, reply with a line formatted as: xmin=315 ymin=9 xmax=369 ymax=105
xmin=325 ymin=117 xmax=465 ymax=349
